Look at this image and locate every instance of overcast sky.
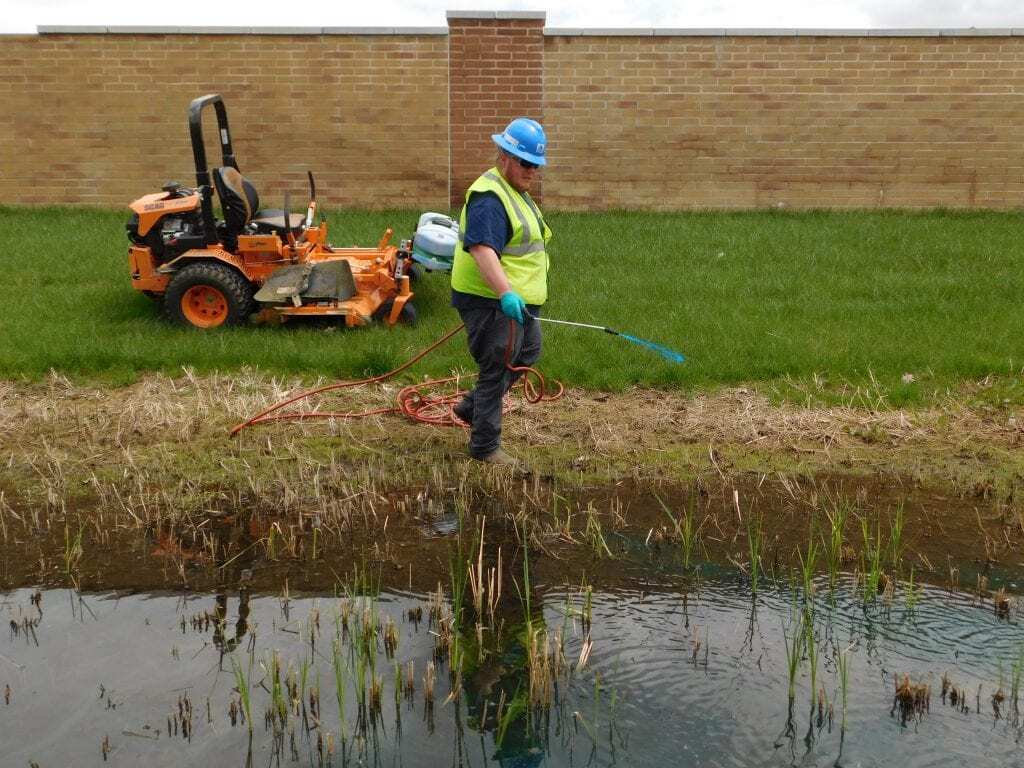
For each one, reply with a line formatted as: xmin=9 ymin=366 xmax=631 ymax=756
xmin=2 ymin=0 xmax=1024 ymax=34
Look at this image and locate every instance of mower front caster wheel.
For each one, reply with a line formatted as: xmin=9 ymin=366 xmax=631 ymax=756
xmin=374 ymin=300 xmax=417 ymax=327
xmin=164 ymin=262 xmax=256 ymax=328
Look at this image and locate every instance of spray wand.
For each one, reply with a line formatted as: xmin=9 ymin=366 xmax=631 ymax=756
xmin=529 ymin=314 xmax=686 ymax=364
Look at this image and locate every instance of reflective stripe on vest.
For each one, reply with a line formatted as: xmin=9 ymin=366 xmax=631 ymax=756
xmin=450 ymin=168 xmax=551 ymax=304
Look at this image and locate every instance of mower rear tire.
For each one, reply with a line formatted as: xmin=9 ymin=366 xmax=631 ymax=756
xmin=164 ymin=262 xmax=255 ymax=329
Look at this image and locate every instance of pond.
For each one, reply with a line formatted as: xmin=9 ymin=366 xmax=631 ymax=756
xmin=2 ymin=561 xmax=1024 ymax=765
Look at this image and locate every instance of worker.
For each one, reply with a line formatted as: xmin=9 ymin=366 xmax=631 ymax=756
xmin=450 ymin=117 xmax=552 ymax=467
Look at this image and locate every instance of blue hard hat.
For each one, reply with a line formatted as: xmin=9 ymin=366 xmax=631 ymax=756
xmin=492 ymin=118 xmax=547 ymax=166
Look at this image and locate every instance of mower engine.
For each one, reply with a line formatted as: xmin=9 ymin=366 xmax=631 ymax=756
xmin=126 ymin=182 xmax=205 ymax=264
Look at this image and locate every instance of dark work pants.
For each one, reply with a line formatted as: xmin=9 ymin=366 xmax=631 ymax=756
xmin=455 ymin=305 xmax=542 ymax=458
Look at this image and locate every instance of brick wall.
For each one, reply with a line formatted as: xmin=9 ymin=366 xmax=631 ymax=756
xmin=543 ymin=33 xmax=1024 ymax=210
xmin=0 ymin=31 xmax=450 ymax=209
xmin=2 ymin=18 xmax=1024 ymax=210
xmin=448 ymin=12 xmax=545 ymax=207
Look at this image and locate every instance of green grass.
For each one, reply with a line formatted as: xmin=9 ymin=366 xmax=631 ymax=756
xmin=1 ymin=205 xmax=1022 ymax=402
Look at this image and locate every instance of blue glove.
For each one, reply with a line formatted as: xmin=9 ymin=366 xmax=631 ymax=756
xmin=499 ymin=291 xmax=527 ymax=324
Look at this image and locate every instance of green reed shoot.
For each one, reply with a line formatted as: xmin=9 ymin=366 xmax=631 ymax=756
xmin=799 ymin=536 xmax=818 ymax=601
xmin=231 ymin=655 xmax=254 ymax=737
xmin=496 ymin=687 xmax=527 ymax=748
xmin=904 ymin=566 xmax=921 ymax=612
xmin=823 ymin=496 xmax=849 ymax=589
xmin=522 ymin=530 xmax=533 ymax=638
xmin=353 ymin=639 xmax=368 ymax=710
xmin=747 ymin=512 xmax=763 ymax=595
xmin=63 ymin=519 xmax=84 ymax=575
xmin=583 ymin=503 xmax=614 ymax=559
xmin=331 ymin=639 xmax=346 ymax=737
xmin=450 ymin=513 xmax=470 ymax=632
xmin=268 ymin=650 xmax=287 ymax=727
xmin=889 ymin=502 xmax=905 ymax=569
xmin=804 ymin=609 xmax=818 ymax=701
xmin=860 ymin=517 xmax=883 ymax=602
xmin=656 ymin=494 xmax=702 ymax=571
xmin=783 ymin=608 xmax=805 ymax=700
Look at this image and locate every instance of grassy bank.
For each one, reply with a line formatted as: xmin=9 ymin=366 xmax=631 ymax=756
xmin=0 ymin=206 xmax=1021 ymax=405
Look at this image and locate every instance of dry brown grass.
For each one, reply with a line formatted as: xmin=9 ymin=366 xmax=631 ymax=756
xmin=2 ymin=371 xmax=1022 ymax=520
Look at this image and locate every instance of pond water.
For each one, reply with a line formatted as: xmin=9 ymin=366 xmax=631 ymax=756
xmin=4 ymin=568 xmax=1023 ymax=767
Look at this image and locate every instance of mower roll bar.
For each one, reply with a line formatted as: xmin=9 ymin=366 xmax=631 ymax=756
xmin=188 ymin=94 xmax=238 ymax=245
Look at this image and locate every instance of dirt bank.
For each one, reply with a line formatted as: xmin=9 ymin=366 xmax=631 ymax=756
xmin=2 ymin=371 xmax=1022 ymax=512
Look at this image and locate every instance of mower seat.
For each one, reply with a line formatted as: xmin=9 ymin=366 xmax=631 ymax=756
xmin=213 ymin=167 xmax=303 ymax=246
xmin=251 ymin=210 xmax=306 ymax=235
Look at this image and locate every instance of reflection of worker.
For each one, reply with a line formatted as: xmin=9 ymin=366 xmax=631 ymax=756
xmin=212 ymin=590 xmax=251 ymax=661
xmin=450 ymin=118 xmax=552 ymax=467
xmin=460 ymin=610 xmax=546 ymax=766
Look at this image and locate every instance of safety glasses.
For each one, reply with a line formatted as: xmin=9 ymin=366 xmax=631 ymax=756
xmin=505 ymin=151 xmax=539 ymax=170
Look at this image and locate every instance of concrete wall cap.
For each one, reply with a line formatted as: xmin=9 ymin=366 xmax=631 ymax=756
xmin=37 ymin=24 xmax=447 ymax=36
xmin=546 ymin=27 xmax=655 ymax=36
xmin=321 ymin=26 xmax=447 ymax=35
xmin=938 ymin=28 xmax=1013 ymax=36
xmin=543 ymin=26 xmax=1023 ymax=38
xmin=446 ymin=11 xmax=545 ymax=20
xmin=37 ymin=25 xmax=111 ymax=34
xmin=34 ymin=24 xmax=1024 ymax=38
xmin=652 ymin=28 xmax=728 ymax=37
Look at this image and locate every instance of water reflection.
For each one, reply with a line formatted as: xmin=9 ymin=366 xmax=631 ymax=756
xmin=2 ymin=567 xmax=1024 ymax=767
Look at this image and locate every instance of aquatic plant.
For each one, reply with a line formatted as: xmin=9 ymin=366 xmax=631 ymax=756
xmin=583 ymin=502 xmax=614 ymax=558
xmin=891 ymin=674 xmax=930 ymax=726
xmin=823 ymin=494 xmax=850 ymax=589
xmin=888 ymin=502 xmax=905 ymax=569
xmin=330 ymin=638 xmax=346 ymax=738
xmin=859 ymin=517 xmax=884 ymax=602
xmin=496 ymin=688 xmax=527 ymax=748
xmin=657 ymin=494 xmax=703 ymax=571
xmin=576 ymin=632 xmax=594 ymax=672
xmin=424 ymin=661 xmax=436 ymax=705
xmin=798 ymin=536 xmax=818 ymax=602
xmin=994 ymin=587 xmax=1013 ymax=619
xmin=804 ymin=608 xmax=819 ymax=705
xmin=467 ymin=516 xmax=502 ymax=628
xmin=230 ymin=655 xmax=254 ymax=737
xmin=783 ymin=607 xmax=804 ymax=701
xmin=383 ymin=616 xmax=398 ymax=659
xmin=581 ymin=581 xmax=593 ymax=629
xmin=992 ymin=661 xmax=1008 ymax=719
xmin=903 ymin=567 xmax=922 ymax=612
xmin=528 ymin=626 xmax=565 ymax=708
xmin=267 ymin=650 xmax=288 ymax=730
xmin=63 ymin=519 xmax=84 ymax=576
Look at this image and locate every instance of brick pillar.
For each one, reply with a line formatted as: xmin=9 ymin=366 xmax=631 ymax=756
xmin=447 ymin=11 xmax=546 ymax=209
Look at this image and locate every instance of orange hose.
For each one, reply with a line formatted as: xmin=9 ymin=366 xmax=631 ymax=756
xmin=230 ymin=320 xmax=563 ymax=437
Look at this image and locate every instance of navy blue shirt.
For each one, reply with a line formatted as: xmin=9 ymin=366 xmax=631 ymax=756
xmin=451 ymin=191 xmax=512 ymax=310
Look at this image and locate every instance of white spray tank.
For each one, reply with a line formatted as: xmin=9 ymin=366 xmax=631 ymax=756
xmin=411 ymin=212 xmax=459 ymax=272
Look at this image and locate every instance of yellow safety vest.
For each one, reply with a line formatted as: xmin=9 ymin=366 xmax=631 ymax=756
xmin=450 ymin=168 xmax=552 ymax=305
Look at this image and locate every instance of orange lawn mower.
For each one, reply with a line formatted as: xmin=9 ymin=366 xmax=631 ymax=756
xmin=126 ymin=94 xmax=415 ymax=329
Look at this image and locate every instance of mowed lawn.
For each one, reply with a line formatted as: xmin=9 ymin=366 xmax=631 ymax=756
xmin=0 ymin=206 xmax=1021 ymax=405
